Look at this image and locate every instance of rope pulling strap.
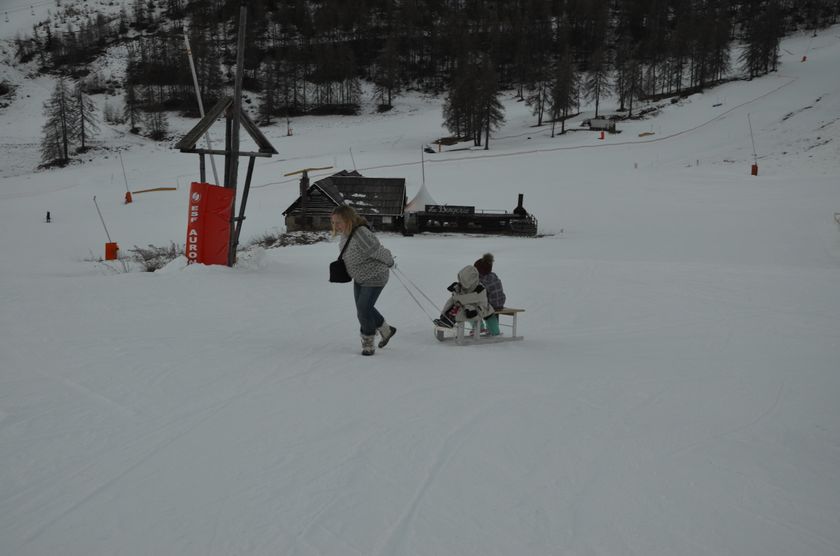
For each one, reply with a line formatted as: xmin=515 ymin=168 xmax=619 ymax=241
xmin=392 ymin=267 xmax=439 ymax=322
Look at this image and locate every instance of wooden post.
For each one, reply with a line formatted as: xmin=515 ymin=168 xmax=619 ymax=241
xmin=175 ymin=1 xmax=276 ymax=268
xmin=232 ymin=155 xmax=256 ymax=255
xmin=224 ymin=117 xmax=232 ymax=188
xmin=227 ymin=2 xmax=247 ymax=266
xmin=184 ymin=29 xmax=220 ymax=186
xmin=227 ymin=3 xmax=246 ymax=191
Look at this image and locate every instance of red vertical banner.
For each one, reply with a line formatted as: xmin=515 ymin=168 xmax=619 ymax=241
xmin=186 ymin=182 xmax=234 ymax=265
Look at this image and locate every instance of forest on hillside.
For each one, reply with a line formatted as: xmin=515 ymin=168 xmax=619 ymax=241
xmin=16 ymin=0 xmax=840 ymax=156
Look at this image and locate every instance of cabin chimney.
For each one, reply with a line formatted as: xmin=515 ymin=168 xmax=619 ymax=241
xmin=513 ymin=193 xmax=527 ymax=216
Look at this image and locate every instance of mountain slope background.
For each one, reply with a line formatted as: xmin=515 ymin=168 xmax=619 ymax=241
xmin=1 ymin=4 xmax=839 ymax=556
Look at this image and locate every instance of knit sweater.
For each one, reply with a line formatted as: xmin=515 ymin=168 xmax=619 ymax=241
xmin=339 ymin=225 xmax=393 ymax=286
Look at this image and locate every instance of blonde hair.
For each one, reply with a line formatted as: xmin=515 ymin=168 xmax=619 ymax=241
xmin=331 ymin=205 xmax=367 ymax=236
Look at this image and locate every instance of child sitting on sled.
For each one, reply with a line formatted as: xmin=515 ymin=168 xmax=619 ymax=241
xmin=473 ymin=253 xmax=506 ymax=336
xmin=435 ymin=265 xmax=494 ymax=329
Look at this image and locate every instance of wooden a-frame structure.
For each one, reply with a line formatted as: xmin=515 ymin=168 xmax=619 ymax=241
xmin=175 ymin=98 xmax=277 ymax=266
xmin=175 ymin=2 xmax=277 ymax=266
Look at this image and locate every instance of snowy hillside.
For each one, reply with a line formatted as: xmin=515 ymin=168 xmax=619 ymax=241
xmin=1 ymin=13 xmax=839 ymax=556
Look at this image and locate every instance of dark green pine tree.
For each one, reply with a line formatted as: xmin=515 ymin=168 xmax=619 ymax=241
xmin=72 ymin=81 xmax=100 ymax=152
xmin=123 ymin=44 xmax=142 ymax=132
xmin=475 ymin=57 xmax=505 ymax=150
xmin=166 ymin=0 xmax=186 ymax=22
xmin=708 ymin=5 xmax=733 ymax=86
xmin=118 ymin=6 xmax=129 ymax=34
xmin=199 ymin=29 xmax=226 ymax=110
xmin=527 ymin=79 xmax=550 ymax=127
xmin=549 ymin=52 xmax=580 ymax=137
xmin=583 ymin=47 xmax=612 ymax=118
xmin=40 ymin=78 xmax=74 ymax=166
xmin=669 ymin=0 xmax=695 ymax=94
xmin=258 ymin=58 xmax=278 ymax=126
xmin=689 ymin=7 xmax=716 ymax=89
xmin=613 ymin=36 xmax=634 ymax=112
xmin=40 ymin=119 xmax=67 ymax=167
xmin=739 ymin=0 xmax=784 ymax=78
xmin=442 ymin=54 xmax=477 ymax=141
xmin=123 ymin=82 xmax=141 ymax=133
xmin=622 ymin=58 xmax=643 ymax=118
xmin=143 ymin=87 xmax=169 ymax=141
xmin=373 ymin=37 xmax=401 ymax=110
xmin=132 ymin=0 xmax=147 ymax=30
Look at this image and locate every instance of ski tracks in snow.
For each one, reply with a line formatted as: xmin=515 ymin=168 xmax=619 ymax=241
xmin=666 ymin=376 xmax=789 ymax=459
xmin=372 ymin=403 xmax=498 ymax=556
xmin=4 ymin=336 xmax=335 ymax=553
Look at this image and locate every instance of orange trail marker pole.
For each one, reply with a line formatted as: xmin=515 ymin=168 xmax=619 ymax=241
xmin=93 ymin=196 xmax=113 ymax=244
xmin=747 ymin=113 xmax=759 ymax=176
xmin=93 ymin=196 xmax=126 ymax=269
xmin=94 ymin=196 xmax=118 ymax=261
xmin=118 ymin=152 xmax=133 ymax=203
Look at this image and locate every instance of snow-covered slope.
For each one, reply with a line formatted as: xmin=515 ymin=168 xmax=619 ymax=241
xmin=0 ymin=21 xmax=839 ymax=556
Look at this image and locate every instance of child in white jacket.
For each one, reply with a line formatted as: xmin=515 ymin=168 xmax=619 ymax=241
xmin=435 ymin=265 xmax=494 ymax=328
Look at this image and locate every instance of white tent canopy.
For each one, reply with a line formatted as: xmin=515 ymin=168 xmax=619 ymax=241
xmin=405 ymin=181 xmax=437 ymax=213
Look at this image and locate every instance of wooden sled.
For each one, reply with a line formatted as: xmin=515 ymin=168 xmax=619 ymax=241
xmin=434 ymin=307 xmax=525 ymax=345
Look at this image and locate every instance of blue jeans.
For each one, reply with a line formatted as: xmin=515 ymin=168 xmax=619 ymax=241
xmin=354 ymin=282 xmax=385 ymax=336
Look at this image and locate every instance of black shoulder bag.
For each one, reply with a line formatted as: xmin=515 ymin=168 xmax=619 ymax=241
xmin=329 ymin=225 xmax=362 ymax=283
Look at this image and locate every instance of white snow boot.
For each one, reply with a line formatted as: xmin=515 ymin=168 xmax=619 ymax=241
xmin=361 ymin=334 xmax=376 ymax=356
xmin=377 ymin=322 xmax=397 ymax=348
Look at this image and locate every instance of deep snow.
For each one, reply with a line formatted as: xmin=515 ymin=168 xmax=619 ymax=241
xmin=1 ymin=13 xmax=839 ymax=556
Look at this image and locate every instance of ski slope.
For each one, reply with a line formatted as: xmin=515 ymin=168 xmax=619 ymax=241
xmin=1 ymin=20 xmax=839 ymax=556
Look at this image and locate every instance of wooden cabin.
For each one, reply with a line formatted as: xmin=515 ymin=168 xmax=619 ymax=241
xmin=405 ymin=193 xmax=538 ymax=236
xmin=588 ymin=117 xmax=617 ymax=133
xmin=282 ymin=170 xmax=406 ymax=232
